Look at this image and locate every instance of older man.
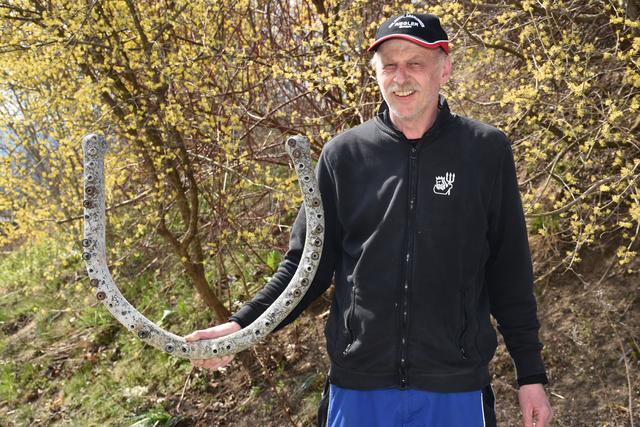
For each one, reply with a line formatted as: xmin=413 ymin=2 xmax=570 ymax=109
xmin=187 ymin=12 xmax=553 ymax=427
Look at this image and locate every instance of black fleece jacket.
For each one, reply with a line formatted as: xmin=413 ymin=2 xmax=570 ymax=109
xmin=231 ymin=95 xmax=548 ymax=392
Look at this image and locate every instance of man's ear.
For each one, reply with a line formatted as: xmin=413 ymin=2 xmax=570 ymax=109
xmin=440 ymin=55 xmax=452 ymax=85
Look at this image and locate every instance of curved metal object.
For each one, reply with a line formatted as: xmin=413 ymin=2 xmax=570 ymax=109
xmin=82 ymin=134 xmax=324 ymax=359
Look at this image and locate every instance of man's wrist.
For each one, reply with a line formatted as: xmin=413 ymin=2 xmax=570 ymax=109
xmin=517 ymin=373 xmax=549 ymax=387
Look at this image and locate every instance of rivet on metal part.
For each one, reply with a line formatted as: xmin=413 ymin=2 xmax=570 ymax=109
xmin=82 ymin=252 xmax=92 ymax=260
xmin=82 ymin=239 xmax=92 ymax=247
xmin=96 ymin=291 xmax=106 ymax=300
xmin=138 ymin=330 xmax=148 ymax=339
xmin=90 ymin=279 xmax=99 ymax=287
xmin=165 ymin=344 xmax=174 ymax=353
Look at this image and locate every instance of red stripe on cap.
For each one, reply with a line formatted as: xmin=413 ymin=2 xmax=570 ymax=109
xmin=367 ymin=34 xmax=449 ymax=54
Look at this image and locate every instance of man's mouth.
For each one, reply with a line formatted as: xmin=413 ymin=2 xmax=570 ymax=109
xmin=394 ymin=90 xmax=415 ymax=97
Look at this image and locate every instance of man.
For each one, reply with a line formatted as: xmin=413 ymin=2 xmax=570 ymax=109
xmin=186 ymin=13 xmax=553 ymax=427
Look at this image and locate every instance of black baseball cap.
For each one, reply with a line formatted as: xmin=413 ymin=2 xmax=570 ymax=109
xmin=367 ymin=13 xmax=449 ymax=54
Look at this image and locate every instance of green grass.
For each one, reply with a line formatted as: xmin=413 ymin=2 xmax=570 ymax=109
xmin=0 ymin=236 xmax=211 ymax=426
xmin=0 ymin=233 xmax=325 ymax=426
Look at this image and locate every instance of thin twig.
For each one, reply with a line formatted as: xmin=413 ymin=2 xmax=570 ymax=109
xmin=526 ymin=175 xmax=620 ymax=218
xmin=176 ymin=367 xmax=194 ymax=412
xmin=43 ymin=190 xmax=151 ymax=224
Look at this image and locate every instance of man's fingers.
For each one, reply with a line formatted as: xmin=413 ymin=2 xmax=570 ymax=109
xmin=535 ymin=406 xmax=553 ymax=427
xmin=521 ymin=406 xmax=533 ymax=427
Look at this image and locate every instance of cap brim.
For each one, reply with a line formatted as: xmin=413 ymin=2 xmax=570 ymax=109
xmin=367 ymin=34 xmax=449 ymax=54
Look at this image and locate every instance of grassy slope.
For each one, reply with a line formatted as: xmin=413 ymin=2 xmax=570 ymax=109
xmin=1 ymin=237 xmax=638 ymax=426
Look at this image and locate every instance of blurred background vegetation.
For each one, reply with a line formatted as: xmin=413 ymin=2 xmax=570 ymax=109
xmin=0 ymin=0 xmax=638 ymax=425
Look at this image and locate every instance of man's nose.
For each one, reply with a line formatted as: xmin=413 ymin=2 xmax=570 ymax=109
xmin=393 ymin=65 xmax=408 ymax=84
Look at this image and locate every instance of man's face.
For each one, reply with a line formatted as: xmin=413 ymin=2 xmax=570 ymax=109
xmin=374 ymin=39 xmax=451 ymax=126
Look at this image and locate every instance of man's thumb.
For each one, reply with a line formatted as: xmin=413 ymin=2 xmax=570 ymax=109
xmin=184 ymin=329 xmax=218 ymax=342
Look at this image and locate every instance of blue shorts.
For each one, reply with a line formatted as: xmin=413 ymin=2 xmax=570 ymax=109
xmin=325 ymin=384 xmax=496 ymax=427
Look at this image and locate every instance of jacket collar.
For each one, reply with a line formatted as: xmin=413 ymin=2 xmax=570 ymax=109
xmin=375 ymin=94 xmax=453 ymax=142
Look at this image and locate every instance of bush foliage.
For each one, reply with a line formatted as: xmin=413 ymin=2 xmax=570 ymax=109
xmin=0 ymin=0 xmax=638 ymax=317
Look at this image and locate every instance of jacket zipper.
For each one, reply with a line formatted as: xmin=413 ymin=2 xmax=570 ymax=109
xmin=458 ymin=291 xmax=468 ymax=360
xmin=343 ymin=281 xmax=357 ymax=356
xmin=400 ymin=143 xmax=419 ymax=387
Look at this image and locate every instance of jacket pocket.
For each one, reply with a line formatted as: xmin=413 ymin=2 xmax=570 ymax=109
xmin=343 ymin=277 xmax=357 ymax=356
xmin=457 ymin=290 xmax=468 ymax=360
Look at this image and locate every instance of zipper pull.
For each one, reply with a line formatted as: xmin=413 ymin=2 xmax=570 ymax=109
xmin=343 ymin=343 xmax=352 ymax=356
xmin=459 ymin=346 xmax=467 ymax=360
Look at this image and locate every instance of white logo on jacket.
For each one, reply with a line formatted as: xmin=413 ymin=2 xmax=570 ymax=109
xmin=433 ymin=172 xmax=455 ymax=196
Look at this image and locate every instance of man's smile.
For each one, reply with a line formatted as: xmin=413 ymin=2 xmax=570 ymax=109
xmin=394 ymin=90 xmax=416 ymax=97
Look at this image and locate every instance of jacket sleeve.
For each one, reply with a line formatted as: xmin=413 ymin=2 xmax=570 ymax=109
xmin=229 ymin=148 xmax=339 ymax=331
xmin=485 ymin=138 xmax=548 ymax=385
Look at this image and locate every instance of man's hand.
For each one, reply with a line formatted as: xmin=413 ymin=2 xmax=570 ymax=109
xmin=518 ymin=383 xmax=553 ymax=427
xmin=184 ymin=321 xmax=242 ymax=371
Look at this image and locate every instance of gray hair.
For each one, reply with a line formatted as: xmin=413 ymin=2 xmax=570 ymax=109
xmin=370 ymin=47 xmax=448 ymax=70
